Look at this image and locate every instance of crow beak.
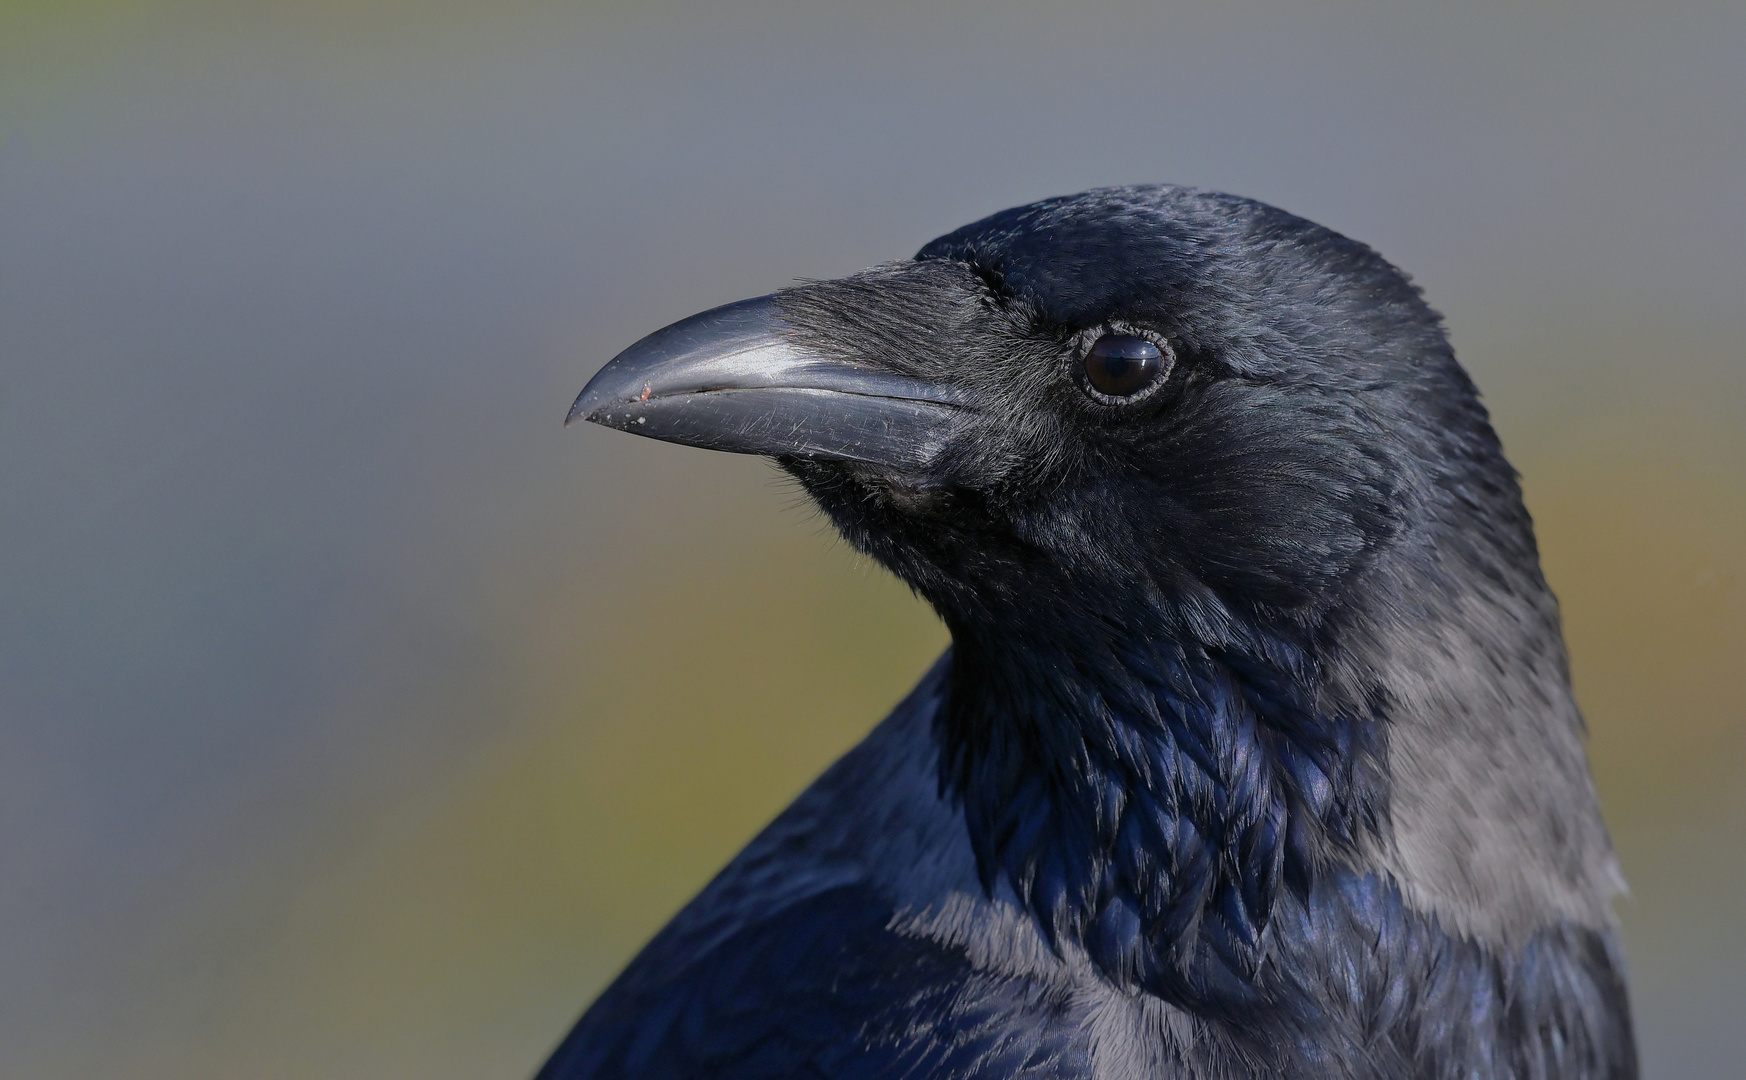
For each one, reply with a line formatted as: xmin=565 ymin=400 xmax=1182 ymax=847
xmin=567 ymin=296 xmax=966 ymax=469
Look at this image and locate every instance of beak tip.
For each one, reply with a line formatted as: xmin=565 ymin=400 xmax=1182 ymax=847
xmin=567 ymin=393 xmax=642 ymax=433
xmin=565 ymin=388 xmax=610 ymax=428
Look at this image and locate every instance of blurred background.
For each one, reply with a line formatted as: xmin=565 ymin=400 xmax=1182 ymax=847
xmin=1 ymin=1 xmax=1741 ymax=1076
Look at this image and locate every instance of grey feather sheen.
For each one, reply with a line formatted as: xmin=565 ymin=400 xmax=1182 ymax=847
xmin=1336 ymin=536 xmax=1625 ymax=941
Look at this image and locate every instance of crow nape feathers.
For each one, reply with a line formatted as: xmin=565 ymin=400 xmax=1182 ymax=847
xmin=554 ymin=186 xmax=1635 ymax=1079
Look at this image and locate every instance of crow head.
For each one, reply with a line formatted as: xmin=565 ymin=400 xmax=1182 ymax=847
xmin=576 ymin=187 xmax=1484 ymax=643
xmin=571 ymin=186 xmax=1619 ymax=1003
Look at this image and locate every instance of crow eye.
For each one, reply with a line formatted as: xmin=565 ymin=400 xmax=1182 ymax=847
xmin=1083 ymin=334 xmax=1168 ymax=399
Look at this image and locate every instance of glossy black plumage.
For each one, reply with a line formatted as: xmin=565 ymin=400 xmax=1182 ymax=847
xmin=539 ymin=673 xmax=1095 ymax=1080
xmin=549 ymin=187 xmax=1635 ymax=1078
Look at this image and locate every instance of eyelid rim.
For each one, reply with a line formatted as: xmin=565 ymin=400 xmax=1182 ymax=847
xmin=1068 ymin=322 xmax=1178 ymax=407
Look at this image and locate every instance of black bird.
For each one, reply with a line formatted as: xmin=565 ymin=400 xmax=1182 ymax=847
xmin=543 ymin=187 xmax=1635 ymax=1079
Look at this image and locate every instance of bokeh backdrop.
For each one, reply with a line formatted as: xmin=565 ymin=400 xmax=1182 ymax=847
xmin=2 ymin=1 xmax=1741 ymax=1076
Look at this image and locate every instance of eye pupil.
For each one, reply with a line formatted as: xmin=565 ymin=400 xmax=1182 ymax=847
xmin=1084 ymin=334 xmax=1167 ymax=398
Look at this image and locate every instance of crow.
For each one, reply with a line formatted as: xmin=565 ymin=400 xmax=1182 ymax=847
xmin=543 ymin=186 xmax=1635 ymax=1079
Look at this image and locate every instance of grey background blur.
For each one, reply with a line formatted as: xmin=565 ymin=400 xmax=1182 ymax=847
xmin=2 ymin=1 xmax=1741 ymax=1077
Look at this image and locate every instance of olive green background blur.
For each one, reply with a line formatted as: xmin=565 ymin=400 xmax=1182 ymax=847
xmin=1 ymin=1 xmax=1740 ymax=1077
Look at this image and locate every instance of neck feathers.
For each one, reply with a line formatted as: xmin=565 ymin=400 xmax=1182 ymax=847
xmin=939 ymin=618 xmax=1385 ymax=1003
xmin=934 ymin=587 xmax=1634 ymax=1077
